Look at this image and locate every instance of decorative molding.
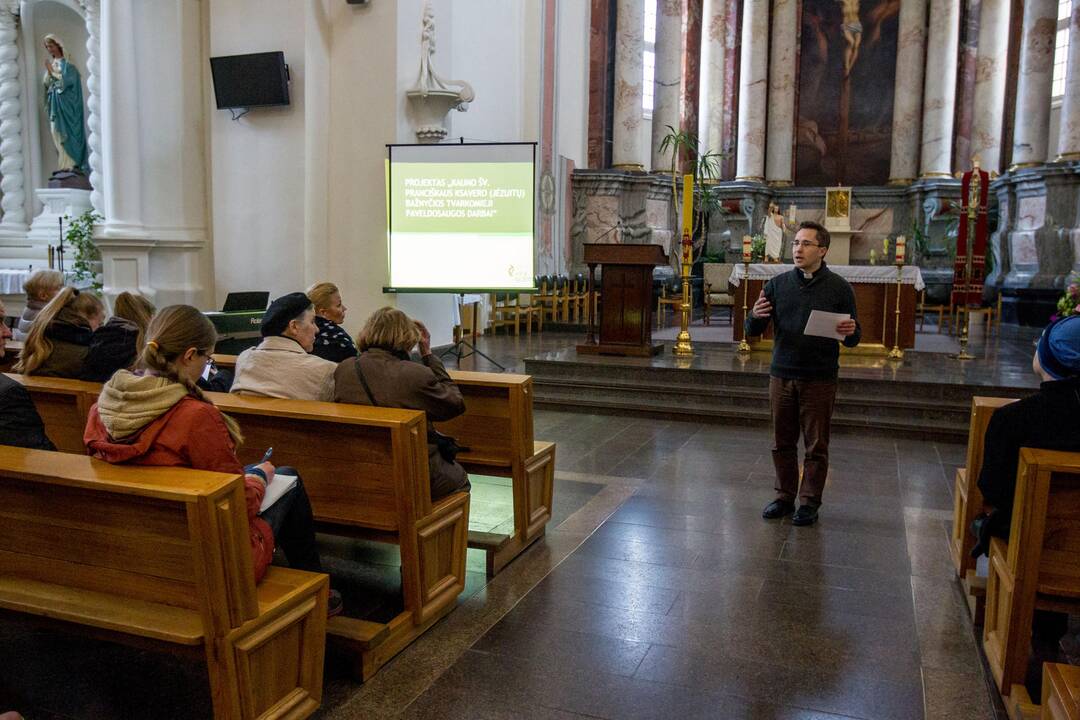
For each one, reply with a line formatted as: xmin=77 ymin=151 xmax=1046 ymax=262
xmin=405 ymin=1 xmax=474 ymax=143
xmin=0 ymin=1 xmax=25 ymax=229
xmin=79 ymin=0 xmax=102 ymax=215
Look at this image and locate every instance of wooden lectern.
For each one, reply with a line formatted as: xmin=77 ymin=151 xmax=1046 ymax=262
xmin=577 ymin=243 xmax=668 ymax=357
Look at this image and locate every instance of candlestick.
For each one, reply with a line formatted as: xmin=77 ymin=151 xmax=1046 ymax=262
xmin=674 ymin=175 xmax=694 ymax=356
xmin=888 ymin=261 xmax=904 ymax=360
xmin=742 ymin=234 xmax=752 ymax=263
xmin=895 ymin=234 xmax=906 ymax=265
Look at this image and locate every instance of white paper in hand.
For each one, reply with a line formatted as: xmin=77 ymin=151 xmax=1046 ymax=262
xmin=804 ymin=310 xmax=850 ymax=341
xmin=259 ymin=472 xmax=298 ymax=514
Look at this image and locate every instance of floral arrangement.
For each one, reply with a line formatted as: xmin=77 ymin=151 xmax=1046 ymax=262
xmin=750 ymin=234 xmax=767 ymax=262
xmin=1052 ymin=273 xmax=1080 ymax=322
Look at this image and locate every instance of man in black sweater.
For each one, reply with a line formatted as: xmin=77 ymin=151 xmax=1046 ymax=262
xmin=747 ymin=221 xmax=861 ymax=526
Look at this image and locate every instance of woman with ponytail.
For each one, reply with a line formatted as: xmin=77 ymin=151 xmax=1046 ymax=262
xmin=83 ymin=305 xmax=342 ymax=614
xmin=81 ymin=291 xmax=156 ymax=382
xmin=14 ymin=286 xmax=104 ymax=377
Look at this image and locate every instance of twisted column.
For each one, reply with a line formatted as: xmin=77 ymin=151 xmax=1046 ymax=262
xmin=80 ymin=0 xmax=103 ymax=214
xmin=0 ymin=3 xmax=25 ymax=228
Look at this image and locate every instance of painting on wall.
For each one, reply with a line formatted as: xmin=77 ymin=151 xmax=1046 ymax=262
xmin=795 ymin=0 xmax=900 ymax=186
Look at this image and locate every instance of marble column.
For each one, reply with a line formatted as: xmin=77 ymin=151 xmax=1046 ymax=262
xmin=1057 ymin=0 xmax=1080 ymax=160
xmin=735 ymin=0 xmax=768 ymax=182
xmin=697 ymin=0 xmax=726 ymax=155
xmin=651 ymin=0 xmax=683 ymax=171
xmin=887 ymin=0 xmax=926 ymax=184
xmin=80 ymin=0 xmax=103 ymax=215
xmin=1010 ymin=0 xmax=1056 ymax=168
xmin=0 ymin=1 xmax=25 ymax=232
xmin=920 ymin=0 xmax=961 ymax=178
xmin=969 ymin=0 xmax=1010 ymax=172
xmin=765 ymin=0 xmax=796 ymax=185
xmin=612 ymin=0 xmax=646 ymax=170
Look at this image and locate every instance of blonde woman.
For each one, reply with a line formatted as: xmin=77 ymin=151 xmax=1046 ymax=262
xmin=14 ymin=269 xmax=64 ymax=341
xmin=14 ymin=287 xmax=104 ymax=377
xmin=335 ymin=307 xmax=470 ymax=500
xmin=82 ymin=291 xmax=156 ymax=382
xmin=306 ymin=281 xmax=357 ymax=363
xmin=83 ymin=305 xmax=342 ymax=615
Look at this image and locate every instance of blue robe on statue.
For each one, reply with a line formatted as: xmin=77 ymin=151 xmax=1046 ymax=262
xmin=43 ymin=58 xmax=87 ymax=173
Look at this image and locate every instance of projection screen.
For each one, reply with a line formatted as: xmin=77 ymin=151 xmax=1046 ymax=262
xmin=385 ymin=142 xmax=536 ymax=292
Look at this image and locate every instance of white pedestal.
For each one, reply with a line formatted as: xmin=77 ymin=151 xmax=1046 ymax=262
xmin=27 ymin=188 xmax=93 ymax=248
xmin=829 ymin=231 xmax=853 ymax=265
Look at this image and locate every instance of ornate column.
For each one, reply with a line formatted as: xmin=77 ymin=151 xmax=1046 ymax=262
xmin=735 ymin=0 xmax=768 ymax=182
xmin=887 ymin=0 xmax=926 ymax=184
xmin=1010 ymin=0 xmax=1056 ymax=168
xmin=696 ymin=0 xmax=725 ymax=156
xmin=764 ymin=0 xmax=796 ymax=185
xmin=919 ymin=0 xmax=961 ymax=178
xmin=0 ymin=0 xmax=26 ymax=233
xmin=969 ymin=0 xmax=1010 ymax=172
xmin=612 ymin=0 xmax=645 ymax=170
xmin=650 ymin=0 xmax=682 ymax=171
xmin=80 ymin=0 xmax=103 ymax=214
xmin=1056 ymin=0 xmax=1080 ymax=160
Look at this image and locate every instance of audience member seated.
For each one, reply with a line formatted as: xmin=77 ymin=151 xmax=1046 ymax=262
xmin=0 ymin=299 xmax=54 ymax=450
xmin=83 ymin=304 xmax=342 ymax=616
xmin=306 ymin=281 xmax=358 ymax=363
xmin=230 ymin=292 xmax=336 ymax=401
xmin=335 ymin=307 xmax=471 ymax=500
xmin=14 ymin=269 xmax=63 ymax=341
xmin=81 ymin=291 xmax=156 ymax=382
xmin=974 ymin=315 xmax=1080 ymax=548
xmin=14 ymin=287 xmax=104 ymax=377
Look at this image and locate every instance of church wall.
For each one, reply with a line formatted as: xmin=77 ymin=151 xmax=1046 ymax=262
xmin=207 ymin=0 xmax=308 ymax=307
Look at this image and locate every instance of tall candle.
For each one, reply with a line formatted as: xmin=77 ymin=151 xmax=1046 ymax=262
xmin=895 ymin=235 xmax=906 ymax=265
xmin=681 ymin=174 xmax=694 ymax=238
xmin=742 ymin=234 xmax=752 ymax=263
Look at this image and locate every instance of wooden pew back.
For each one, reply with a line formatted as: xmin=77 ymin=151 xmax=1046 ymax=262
xmin=984 ymin=448 xmax=1080 ymax=697
xmin=0 ymin=446 xmax=258 ymax=635
xmin=6 ymin=374 xmax=101 ymax=453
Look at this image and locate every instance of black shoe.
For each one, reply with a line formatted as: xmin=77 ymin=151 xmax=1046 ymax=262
xmin=791 ymin=505 xmax=819 ymax=526
xmin=762 ymin=499 xmax=795 ymax=519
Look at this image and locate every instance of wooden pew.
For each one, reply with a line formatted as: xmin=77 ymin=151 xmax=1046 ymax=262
xmin=213 ymin=355 xmax=557 ymax=576
xmin=983 ymin=448 xmax=1080 ymax=709
xmin=434 ymin=370 xmax=555 ymax=575
xmin=7 ymin=373 xmax=470 ymax=681
xmin=0 ymin=446 xmax=328 ymax=719
xmin=1 ymin=373 xmax=101 ymax=452
xmin=951 ymin=396 xmax=1019 ymax=623
xmin=1042 ymin=663 xmax=1080 ymax=720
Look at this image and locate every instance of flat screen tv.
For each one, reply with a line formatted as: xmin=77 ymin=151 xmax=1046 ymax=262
xmin=209 ymin=52 xmax=290 ymax=109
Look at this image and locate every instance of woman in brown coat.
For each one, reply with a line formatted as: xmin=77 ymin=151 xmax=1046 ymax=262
xmin=334 ymin=307 xmax=470 ymax=500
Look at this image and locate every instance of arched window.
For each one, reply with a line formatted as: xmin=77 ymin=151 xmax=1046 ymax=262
xmin=1053 ymin=0 xmax=1072 ymax=100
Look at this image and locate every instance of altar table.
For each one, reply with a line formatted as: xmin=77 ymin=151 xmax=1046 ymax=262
xmin=730 ymin=264 xmax=925 ymax=353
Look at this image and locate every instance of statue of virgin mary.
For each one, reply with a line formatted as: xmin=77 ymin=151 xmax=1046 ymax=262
xmin=42 ymin=34 xmax=87 ymax=174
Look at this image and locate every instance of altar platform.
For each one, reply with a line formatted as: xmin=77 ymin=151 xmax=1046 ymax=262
xmin=443 ymin=325 xmax=1042 ymax=443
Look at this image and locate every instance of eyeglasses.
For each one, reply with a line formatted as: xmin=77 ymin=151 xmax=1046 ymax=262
xmin=791 ymin=240 xmax=822 ymax=248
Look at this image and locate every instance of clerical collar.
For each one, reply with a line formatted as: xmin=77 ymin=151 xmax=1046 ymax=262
xmin=797 ymin=261 xmax=827 ymax=281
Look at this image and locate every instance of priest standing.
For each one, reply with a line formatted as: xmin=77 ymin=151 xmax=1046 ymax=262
xmin=746 ymin=221 xmax=861 ymax=526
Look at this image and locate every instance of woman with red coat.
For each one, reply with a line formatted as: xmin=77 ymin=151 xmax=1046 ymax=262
xmin=84 ymin=304 xmax=342 ymax=615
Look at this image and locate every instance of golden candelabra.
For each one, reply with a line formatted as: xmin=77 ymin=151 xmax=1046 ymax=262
xmin=887 ymin=262 xmax=904 ymax=360
xmin=673 ymin=174 xmax=694 ymax=356
xmin=738 ymin=259 xmax=752 ymax=353
xmin=952 ymin=166 xmax=980 ymax=361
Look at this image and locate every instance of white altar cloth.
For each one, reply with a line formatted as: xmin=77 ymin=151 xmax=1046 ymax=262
xmin=730 ymin=263 xmax=925 ymax=291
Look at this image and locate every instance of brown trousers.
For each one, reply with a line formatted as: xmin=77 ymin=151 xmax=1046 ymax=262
xmin=769 ymin=376 xmax=838 ymax=507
